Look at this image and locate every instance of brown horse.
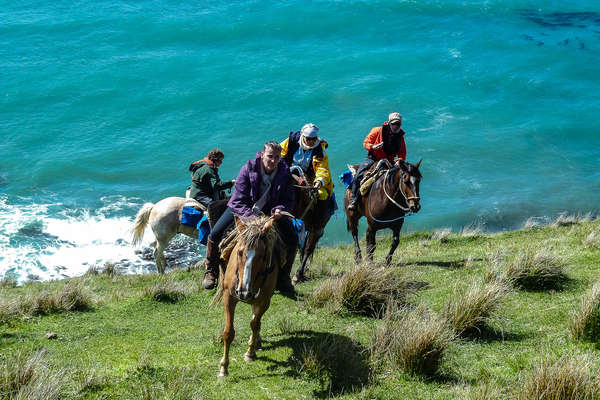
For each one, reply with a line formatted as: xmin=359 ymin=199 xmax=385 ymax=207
xmin=218 ymin=214 xmax=286 ymax=378
xmin=344 ymin=160 xmax=422 ymax=265
xmin=289 ymin=173 xmax=334 ymax=284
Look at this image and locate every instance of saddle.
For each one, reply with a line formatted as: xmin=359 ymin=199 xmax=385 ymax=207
xmin=352 ymin=159 xmax=392 ymax=196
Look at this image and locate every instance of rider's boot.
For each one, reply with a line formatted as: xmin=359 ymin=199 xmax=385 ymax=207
xmin=348 ymin=193 xmax=361 ymax=211
xmin=203 ymin=239 xmax=220 ymax=290
xmin=277 ymin=245 xmax=296 ymax=294
xmin=348 ymin=179 xmax=361 ymax=211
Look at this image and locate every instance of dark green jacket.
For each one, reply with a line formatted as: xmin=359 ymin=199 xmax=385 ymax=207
xmin=189 ymin=162 xmax=234 ymax=206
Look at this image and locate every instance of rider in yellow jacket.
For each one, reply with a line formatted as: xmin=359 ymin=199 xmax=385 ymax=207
xmin=280 ymin=123 xmax=333 ymax=201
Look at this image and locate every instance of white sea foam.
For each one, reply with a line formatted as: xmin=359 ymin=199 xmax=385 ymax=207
xmin=0 ymin=199 xmax=161 ymax=284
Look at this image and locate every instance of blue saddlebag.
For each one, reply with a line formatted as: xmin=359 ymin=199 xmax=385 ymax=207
xmin=197 ymin=214 xmax=210 ymax=245
xmin=181 ymin=206 xmax=203 ymax=227
xmin=339 ymin=169 xmax=353 ymax=188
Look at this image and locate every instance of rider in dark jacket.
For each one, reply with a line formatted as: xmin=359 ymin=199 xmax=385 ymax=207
xmin=189 ymin=149 xmax=234 ymax=208
xmin=202 ymin=142 xmax=298 ymax=293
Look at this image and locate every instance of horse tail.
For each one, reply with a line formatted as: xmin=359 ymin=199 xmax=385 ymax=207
xmin=131 ymin=203 xmax=154 ymax=247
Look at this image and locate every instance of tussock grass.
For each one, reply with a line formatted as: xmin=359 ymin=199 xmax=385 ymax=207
xmin=570 ymin=280 xmax=600 ymax=341
xmin=0 ymin=350 xmax=66 ymax=400
xmin=443 ymin=279 xmax=511 ymax=335
xmin=291 ymin=332 xmax=371 ymax=396
xmin=461 ymin=225 xmax=483 ymax=237
xmin=0 ymin=275 xmax=17 ymax=288
xmin=552 ymin=213 xmax=593 ymax=227
xmin=102 ymin=262 xmax=121 ymax=276
xmin=1 ymin=282 xmax=93 ymax=322
xmin=143 ymin=278 xmax=196 ymax=303
xmin=461 ymin=383 xmax=503 ymax=400
xmin=583 ymin=231 xmax=600 ymax=248
xmin=432 ymin=228 xmax=452 ymax=243
xmin=517 ymin=353 xmax=600 ymax=400
xmin=505 ymin=250 xmax=569 ymax=291
xmin=306 ymin=263 xmax=410 ymax=316
xmin=371 ymin=305 xmax=455 ymax=377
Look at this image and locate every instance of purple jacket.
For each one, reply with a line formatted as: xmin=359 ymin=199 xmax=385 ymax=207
xmin=228 ymin=152 xmax=295 ymax=217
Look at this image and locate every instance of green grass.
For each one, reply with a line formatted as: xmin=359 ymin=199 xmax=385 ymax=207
xmin=1 ymin=220 xmax=600 ymax=399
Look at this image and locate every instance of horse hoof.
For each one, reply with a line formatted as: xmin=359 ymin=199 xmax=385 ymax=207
xmin=292 ymin=274 xmax=306 ymax=286
xmin=244 ymin=352 xmax=257 ymax=362
xmin=218 ymin=370 xmax=228 ymax=378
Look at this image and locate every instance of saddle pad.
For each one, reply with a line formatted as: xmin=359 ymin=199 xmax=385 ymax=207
xmin=360 ymin=170 xmax=386 ymax=196
xmin=181 ymin=206 xmax=203 ymax=227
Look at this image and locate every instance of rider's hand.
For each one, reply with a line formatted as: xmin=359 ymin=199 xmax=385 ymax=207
xmin=372 ymin=142 xmax=384 ymax=150
xmin=314 ymin=180 xmax=323 ymax=189
xmin=272 ymin=209 xmax=282 ymax=220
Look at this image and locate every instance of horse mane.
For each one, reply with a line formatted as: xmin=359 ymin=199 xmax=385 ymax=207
xmin=213 ymin=215 xmax=284 ymax=306
xmin=220 ymin=216 xmax=283 ymax=260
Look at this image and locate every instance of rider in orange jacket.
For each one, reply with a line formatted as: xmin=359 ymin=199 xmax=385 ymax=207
xmin=348 ymin=112 xmax=407 ymax=211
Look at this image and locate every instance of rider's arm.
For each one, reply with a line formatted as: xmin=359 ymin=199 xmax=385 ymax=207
xmin=280 ymin=137 xmax=290 ymax=158
xmin=396 ymin=135 xmax=406 ymax=162
xmin=312 ymin=147 xmax=332 ymax=189
xmin=228 ymin=164 xmax=255 ymax=217
xmin=363 ymin=127 xmax=380 ymax=151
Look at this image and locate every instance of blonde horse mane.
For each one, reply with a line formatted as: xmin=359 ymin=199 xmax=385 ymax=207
xmin=212 ymin=216 xmax=285 ymax=305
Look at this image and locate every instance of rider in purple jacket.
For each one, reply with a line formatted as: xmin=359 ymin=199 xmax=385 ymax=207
xmin=203 ymin=142 xmax=298 ymax=294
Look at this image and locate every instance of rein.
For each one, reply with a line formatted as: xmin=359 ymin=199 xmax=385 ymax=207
xmin=367 ymin=168 xmax=416 ymax=223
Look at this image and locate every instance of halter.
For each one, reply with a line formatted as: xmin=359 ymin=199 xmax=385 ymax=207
xmin=367 ymin=167 xmax=419 ymax=224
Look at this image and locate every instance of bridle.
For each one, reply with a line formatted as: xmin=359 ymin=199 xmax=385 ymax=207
xmin=233 ymin=212 xmax=294 ymax=303
xmin=367 ymin=167 xmax=420 ymax=223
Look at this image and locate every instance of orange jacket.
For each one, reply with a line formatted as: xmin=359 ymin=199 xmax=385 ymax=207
xmin=363 ymin=123 xmax=406 ymax=162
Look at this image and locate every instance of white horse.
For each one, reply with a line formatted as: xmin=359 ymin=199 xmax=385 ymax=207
xmin=131 ymin=197 xmax=206 ymax=274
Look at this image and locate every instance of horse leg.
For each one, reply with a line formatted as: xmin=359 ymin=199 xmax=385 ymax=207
xmin=366 ymin=226 xmax=377 ymax=263
xmin=293 ymin=229 xmax=322 ymax=284
xmin=386 ymin=224 xmax=403 ymax=266
xmin=350 ymin=223 xmax=362 ymax=263
xmin=245 ymin=299 xmax=270 ymax=362
xmin=153 ymin=239 xmax=168 ymax=274
xmin=219 ymin=292 xmax=237 ymax=378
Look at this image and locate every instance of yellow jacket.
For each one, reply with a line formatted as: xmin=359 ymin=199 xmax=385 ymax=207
xmin=280 ymin=135 xmax=333 ymax=201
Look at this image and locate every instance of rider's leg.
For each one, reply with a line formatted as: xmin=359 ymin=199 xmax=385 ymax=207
xmin=203 ymin=207 xmax=234 ymax=289
xmin=275 ymin=217 xmax=299 ymax=294
xmin=349 ymin=157 xmax=375 ymax=210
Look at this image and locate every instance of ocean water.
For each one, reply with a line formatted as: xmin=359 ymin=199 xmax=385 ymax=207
xmin=2 ymin=0 xmax=599 ymax=283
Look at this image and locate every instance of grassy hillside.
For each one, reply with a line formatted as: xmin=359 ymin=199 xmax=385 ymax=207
xmin=2 ymin=218 xmax=600 ymax=399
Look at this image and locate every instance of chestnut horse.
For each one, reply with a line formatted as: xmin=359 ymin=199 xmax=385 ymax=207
xmin=344 ymin=160 xmax=422 ymax=265
xmin=131 ymin=197 xmax=205 ymax=274
xmin=289 ymin=172 xmax=334 ymax=284
xmin=217 ymin=215 xmax=286 ymax=378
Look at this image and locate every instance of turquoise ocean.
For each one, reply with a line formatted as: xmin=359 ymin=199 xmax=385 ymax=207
xmin=2 ymin=0 xmax=599 ymax=283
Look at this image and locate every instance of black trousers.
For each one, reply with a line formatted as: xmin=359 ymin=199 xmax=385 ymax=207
xmin=350 ymin=156 xmax=376 ymax=199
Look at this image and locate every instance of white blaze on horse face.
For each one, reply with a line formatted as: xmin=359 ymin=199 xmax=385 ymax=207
xmin=241 ymin=249 xmax=256 ymax=294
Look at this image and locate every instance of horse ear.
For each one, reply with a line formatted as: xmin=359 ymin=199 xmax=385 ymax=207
xmin=415 ymin=159 xmax=422 ymax=168
xmin=261 ymin=218 xmax=276 ymax=234
xmin=234 ymin=215 xmax=245 ymax=232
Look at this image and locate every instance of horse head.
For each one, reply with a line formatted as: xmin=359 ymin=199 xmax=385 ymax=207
xmin=395 ymin=159 xmax=422 ymax=213
xmin=231 ymin=215 xmax=282 ymax=301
